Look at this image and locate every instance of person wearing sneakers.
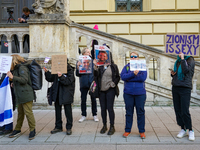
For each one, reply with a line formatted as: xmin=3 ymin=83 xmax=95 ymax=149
xmin=43 ymin=59 xmax=75 ymax=135
xmin=171 ymin=52 xmax=195 ymax=141
xmin=121 ymin=51 xmax=147 ymax=139
xmin=6 ymin=55 xmax=36 ymax=140
xmin=76 ymin=48 xmax=99 ymax=123
xmin=93 ymin=51 xmax=120 ymax=135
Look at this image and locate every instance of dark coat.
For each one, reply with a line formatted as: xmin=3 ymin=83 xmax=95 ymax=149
xmin=94 ymin=63 xmax=120 ymax=96
xmin=172 ymin=56 xmax=195 ymax=89
xmin=76 ymin=61 xmax=94 ymax=89
xmin=21 ymin=9 xmax=34 ymax=23
xmin=45 ymin=63 xmax=75 ymax=105
xmin=12 ymin=62 xmax=34 ymax=104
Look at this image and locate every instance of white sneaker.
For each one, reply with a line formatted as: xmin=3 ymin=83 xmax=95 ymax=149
xmin=79 ymin=116 xmax=86 ymax=123
xmin=189 ymin=130 xmax=195 ymax=141
xmin=177 ymin=129 xmax=187 ymax=138
xmin=93 ymin=116 xmax=99 ymax=122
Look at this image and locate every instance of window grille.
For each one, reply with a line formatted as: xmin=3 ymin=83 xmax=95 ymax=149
xmin=116 ymin=0 xmax=142 ymax=12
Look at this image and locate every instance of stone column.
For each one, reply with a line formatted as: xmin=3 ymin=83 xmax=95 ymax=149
xmin=7 ymin=38 xmax=12 ymax=53
xmin=19 ymin=40 xmax=23 ymax=53
xmin=28 ymin=0 xmax=71 ymax=58
xmin=193 ymin=79 xmax=197 ymax=93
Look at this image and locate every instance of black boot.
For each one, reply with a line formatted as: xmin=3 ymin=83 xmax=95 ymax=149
xmin=100 ymin=124 xmax=107 ymax=134
xmin=107 ymin=125 xmax=115 ymax=135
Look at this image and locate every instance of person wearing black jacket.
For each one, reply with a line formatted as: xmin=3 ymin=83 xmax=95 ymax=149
xmin=43 ymin=62 xmax=75 ymax=135
xmin=171 ymin=52 xmax=195 ymax=141
xmin=18 ymin=6 xmax=34 ymax=23
xmin=94 ymin=52 xmax=120 ymax=135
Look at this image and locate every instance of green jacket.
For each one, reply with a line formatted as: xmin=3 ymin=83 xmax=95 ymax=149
xmin=12 ymin=61 xmax=34 ymax=104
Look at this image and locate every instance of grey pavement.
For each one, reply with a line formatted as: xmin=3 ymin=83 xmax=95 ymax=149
xmin=0 ymin=106 xmax=200 ymax=150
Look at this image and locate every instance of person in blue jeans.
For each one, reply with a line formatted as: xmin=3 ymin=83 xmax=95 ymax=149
xmin=76 ymin=48 xmax=99 ymax=122
xmin=0 ymin=73 xmax=15 ymax=135
xmin=121 ymin=51 xmax=147 ymax=139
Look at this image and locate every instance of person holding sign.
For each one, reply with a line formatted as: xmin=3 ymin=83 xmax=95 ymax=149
xmin=171 ymin=52 xmax=195 ymax=141
xmin=76 ymin=48 xmax=99 ymax=122
xmin=6 ymin=55 xmax=36 ymax=140
xmin=43 ymin=59 xmax=75 ymax=135
xmin=93 ymin=51 xmax=120 ymax=135
xmin=121 ymin=52 xmax=147 ymax=139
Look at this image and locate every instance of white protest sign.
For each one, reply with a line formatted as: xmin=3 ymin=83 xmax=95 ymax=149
xmin=130 ymin=60 xmax=146 ymax=71
xmin=0 ymin=56 xmax=12 ymax=73
xmin=165 ymin=33 xmax=200 ymax=56
xmin=44 ymin=57 xmax=50 ymax=63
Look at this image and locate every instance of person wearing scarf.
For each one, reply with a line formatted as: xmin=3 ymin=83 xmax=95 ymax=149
xmin=171 ymin=52 xmax=195 ymax=141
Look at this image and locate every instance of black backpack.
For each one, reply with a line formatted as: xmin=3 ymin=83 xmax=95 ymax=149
xmin=29 ymin=60 xmax=43 ymax=90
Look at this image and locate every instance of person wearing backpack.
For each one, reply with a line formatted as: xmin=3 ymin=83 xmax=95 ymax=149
xmin=6 ymin=54 xmax=36 ymax=140
xmin=43 ymin=59 xmax=75 ymax=135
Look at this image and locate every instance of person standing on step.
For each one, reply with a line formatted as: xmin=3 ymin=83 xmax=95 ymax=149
xmin=76 ymin=48 xmax=99 ymax=123
xmin=171 ymin=52 xmax=195 ymax=141
xmin=121 ymin=51 xmax=147 ymax=139
xmin=93 ymin=50 xmax=120 ymax=135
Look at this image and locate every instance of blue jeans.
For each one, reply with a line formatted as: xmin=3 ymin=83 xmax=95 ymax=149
xmin=124 ymin=93 xmax=146 ymax=133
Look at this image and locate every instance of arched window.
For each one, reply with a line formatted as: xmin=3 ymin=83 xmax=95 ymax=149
xmin=11 ymin=34 xmax=20 ymax=53
xmin=116 ymin=0 xmax=143 ymax=12
xmin=78 ymin=36 xmax=87 ymax=54
xmin=0 ymin=35 xmax=8 ymax=53
xmin=149 ymin=58 xmax=158 ymax=81
xmin=23 ymin=34 xmax=30 ymax=53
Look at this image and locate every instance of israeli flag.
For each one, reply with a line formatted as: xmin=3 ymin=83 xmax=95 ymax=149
xmin=0 ymin=76 xmax=13 ymax=126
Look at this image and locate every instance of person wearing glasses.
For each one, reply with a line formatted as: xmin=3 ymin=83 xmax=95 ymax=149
xmin=121 ymin=51 xmax=147 ymax=139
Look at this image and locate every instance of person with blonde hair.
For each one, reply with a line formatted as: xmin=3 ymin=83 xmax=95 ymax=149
xmin=121 ymin=51 xmax=147 ymax=139
xmin=76 ymin=48 xmax=99 ymax=122
xmin=6 ymin=54 xmax=36 ymax=140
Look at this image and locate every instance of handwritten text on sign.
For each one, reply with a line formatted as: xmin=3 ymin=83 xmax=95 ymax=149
xmin=165 ymin=34 xmax=200 ymax=56
xmin=51 ymin=55 xmax=67 ymax=74
xmin=0 ymin=56 xmax=12 ymax=73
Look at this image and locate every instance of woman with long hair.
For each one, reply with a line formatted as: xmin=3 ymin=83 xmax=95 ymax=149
xmin=7 ymin=54 xmax=36 ymax=140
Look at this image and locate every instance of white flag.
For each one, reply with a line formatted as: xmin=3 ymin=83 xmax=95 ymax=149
xmin=0 ymin=76 xmax=13 ymax=126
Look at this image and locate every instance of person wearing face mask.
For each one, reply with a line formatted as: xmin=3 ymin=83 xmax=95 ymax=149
xmin=121 ymin=51 xmax=147 ymax=139
xmin=76 ymin=48 xmax=99 ymax=123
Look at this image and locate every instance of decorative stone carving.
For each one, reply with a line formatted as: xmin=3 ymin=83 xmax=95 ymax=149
xmin=32 ymin=0 xmax=64 ymax=14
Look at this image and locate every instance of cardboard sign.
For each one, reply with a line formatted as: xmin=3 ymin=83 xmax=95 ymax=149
xmin=51 ymin=55 xmax=67 ymax=74
xmin=79 ymin=56 xmax=92 ymax=74
xmin=95 ymin=45 xmax=110 ymax=66
xmin=0 ymin=56 xmax=12 ymax=73
xmin=165 ymin=33 xmax=200 ymax=56
xmin=130 ymin=60 xmax=146 ymax=71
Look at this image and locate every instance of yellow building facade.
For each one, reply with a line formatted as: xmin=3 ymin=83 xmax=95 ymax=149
xmin=69 ymin=0 xmax=200 ymax=59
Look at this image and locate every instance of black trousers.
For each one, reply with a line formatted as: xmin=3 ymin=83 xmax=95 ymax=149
xmin=80 ymin=87 xmax=97 ymax=117
xmin=54 ymin=100 xmax=73 ymax=130
xmin=172 ymin=86 xmax=192 ymax=129
xmin=99 ymin=88 xmax=115 ymax=126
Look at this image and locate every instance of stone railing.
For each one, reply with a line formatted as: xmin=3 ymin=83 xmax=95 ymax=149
xmin=1 ymin=22 xmax=200 ymax=106
xmin=0 ymin=23 xmax=29 ymax=57
xmin=69 ymin=23 xmax=200 ymax=105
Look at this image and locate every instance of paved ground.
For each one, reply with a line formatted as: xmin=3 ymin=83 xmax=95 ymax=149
xmin=0 ymin=106 xmax=200 ymax=150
